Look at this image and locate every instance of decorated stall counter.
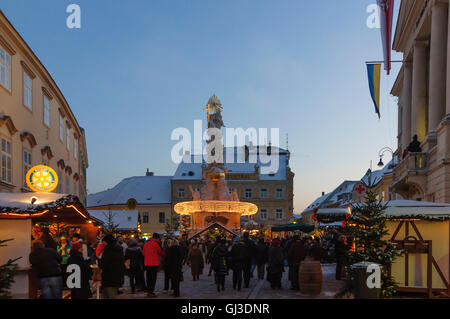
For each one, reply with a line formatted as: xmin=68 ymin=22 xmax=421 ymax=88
xmin=0 ymin=192 xmax=94 ymax=298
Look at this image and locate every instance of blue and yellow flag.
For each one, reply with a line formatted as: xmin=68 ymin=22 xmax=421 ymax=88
xmin=366 ymin=63 xmax=381 ymax=118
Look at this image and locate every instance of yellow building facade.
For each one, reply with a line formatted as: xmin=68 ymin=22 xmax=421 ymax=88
xmin=390 ymin=0 xmax=450 ymax=203
xmin=87 ymin=175 xmax=173 ymax=235
xmin=0 ymin=11 xmax=88 ymax=202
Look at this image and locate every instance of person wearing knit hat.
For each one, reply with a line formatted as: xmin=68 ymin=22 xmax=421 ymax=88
xmin=70 ymin=242 xmax=83 ymax=253
xmin=67 ymin=241 xmax=93 ymax=299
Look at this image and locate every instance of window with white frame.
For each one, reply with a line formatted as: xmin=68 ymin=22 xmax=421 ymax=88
xmin=260 ymin=209 xmax=268 ymax=220
xmin=43 ymin=96 xmax=50 ymax=127
xmin=0 ymin=47 xmax=11 ymax=90
xmin=66 ymin=127 xmax=70 ymax=150
xmin=275 ymin=188 xmax=283 ymax=199
xmin=59 ymin=116 xmax=64 ymax=141
xmin=275 ymin=209 xmax=283 ymax=220
xmin=23 ymin=150 xmax=32 ymax=186
xmin=1 ymin=138 xmax=12 ymax=183
xmin=260 ymin=188 xmax=267 ymax=198
xmin=245 ymin=188 xmax=252 ymax=199
xmin=23 ymin=72 xmax=32 ymax=109
xmin=178 ymin=188 xmax=185 ymax=198
xmin=74 ymin=137 xmax=78 ymax=159
xmin=143 ymin=212 xmax=149 ymax=223
xmin=159 ymin=212 xmax=166 ymax=224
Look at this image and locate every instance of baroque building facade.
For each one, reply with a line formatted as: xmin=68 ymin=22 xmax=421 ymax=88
xmin=0 ymin=11 xmax=88 ymax=203
xmin=390 ymin=0 xmax=450 ymax=203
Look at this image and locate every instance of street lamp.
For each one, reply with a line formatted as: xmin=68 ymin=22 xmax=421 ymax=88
xmin=378 ymin=147 xmax=394 ymax=167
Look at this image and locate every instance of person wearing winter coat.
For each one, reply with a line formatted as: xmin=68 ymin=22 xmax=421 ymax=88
xmin=242 ymin=232 xmax=256 ymax=288
xmin=67 ymin=242 xmax=93 ymax=299
xmin=29 ymin=240 xmax=63 ymax=299
xmin=287 ymin=235 xmax=306 ymax=290
xmin=124 ymin=238 xmax=145 ymax=293
xmin=57 ymin=236 xmax=71 ymax=288
xmin=142 ymin=233 xmax=164 ymax=298
xmin=229 ymin=237 xmax=246 ymax=290
xmin=165 ymin=239 xmax=184 ymax=297
xmin=267 ymin=239 xmax=284 ymax=289
xmin=212 ymin=239 xmax=228 ymax=292
xmin=187 ymin=243 xmax=204 ymax=281
xmin=40 ymin=228 xmax=57 ymax=250
xmin=255 ymin=238 xmax=268 ymax=280
xmin=98 ymin=234 xmax=125 ymax=299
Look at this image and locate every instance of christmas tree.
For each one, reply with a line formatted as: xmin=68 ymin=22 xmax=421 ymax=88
xmin=0 ymin=239 xmax=20 ymax=299
xmin=339 ymin=190 xmax=403 ymax=298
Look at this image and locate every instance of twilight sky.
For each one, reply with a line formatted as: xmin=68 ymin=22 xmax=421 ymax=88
xmin=1 ymin=0 xmax=402 ymax=212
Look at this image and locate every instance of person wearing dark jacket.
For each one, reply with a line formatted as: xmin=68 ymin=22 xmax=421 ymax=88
xmin=124 ymin=238 xmax=145 ymax=293
xmin=255 ymin=238 xmax=268 ymax=280
xmin=165 ymin=239 xmax=184 ymax=297
xmin=311 ymin=238 xmax=325 ymax=262
xmin=187 ymin=243 xmax=204 ymax=281
xmin=40 ymin=228 xmax=57 ymax=250
xmin=99 ymin=234 xmax=125 ymax=299
xmin=267 ymin=239 xmax=284 ymax=289
xmin=334 ymin=235 xmax=349 ymax=280
xmin=287 ymin=235 xmax=306 ymax=290
xmin=212 ymin=239 xmax=228 ymax=292
xmin=242 ymin=232 xmax=256 ymax=288
xmin=67 ymin=242 xmax=93 ymax=299
xmin=229 ymin=236 xmax=246 ymax=290
xmin=29 ymin=240 xmax=63 ymax=299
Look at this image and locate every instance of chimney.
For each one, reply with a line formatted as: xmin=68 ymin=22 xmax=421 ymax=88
xmin=146 ymin=169 xmax=154 ymax=176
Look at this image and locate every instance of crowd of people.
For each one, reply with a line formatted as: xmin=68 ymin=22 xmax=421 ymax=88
xmin=28 ymin=228 xmax=350 ymax=299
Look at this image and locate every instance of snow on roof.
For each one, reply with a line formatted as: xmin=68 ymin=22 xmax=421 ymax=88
xmin=173 ymin=146 xmax=289 ymax=181
xmin=302 ymin=192 xmax=331 ymax=213
xmin=0 ymin=192 xmax=69 ymax=210
xmin=89 ymin=210 xmax=139 ymax=231
xmin=87 ymin=176 xmax=172 ymax=207
xmin=361 ymin=157 xmax=398 ymax=187
xmin=323 ymin=181 xmax=359 ymax=206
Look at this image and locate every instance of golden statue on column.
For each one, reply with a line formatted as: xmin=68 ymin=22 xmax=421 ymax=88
xmin=174 ymin=95 xmax=257 ymax=237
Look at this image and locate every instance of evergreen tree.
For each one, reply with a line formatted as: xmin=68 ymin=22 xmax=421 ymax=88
xmin=0 ymin=239 xmax=20 ymax=299
xmin=339 ymin=190 xmax=403 ymax=298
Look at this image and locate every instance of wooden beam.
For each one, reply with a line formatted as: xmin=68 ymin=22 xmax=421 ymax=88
xmin=405 ymin=222 xmax=409 ymax=286
xmin=428 ymin=241 xmax=433 ymax=299
xmin=391 ymin=221 xmax=404 ymax=241
xmin=410 ymin=221 xmax=424 ymax=242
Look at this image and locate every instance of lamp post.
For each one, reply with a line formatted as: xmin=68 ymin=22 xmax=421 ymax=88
xmin=377 ymin=147 xmax=394 ymax=168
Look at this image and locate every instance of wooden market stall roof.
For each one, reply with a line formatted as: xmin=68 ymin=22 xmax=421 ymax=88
xmin=0 ymin=193 xmax=90 ymax=224
xmin=189 ymin=222 xmax=239 ymax=240
xmin=315 ymin=201 xmax=450 ymax=223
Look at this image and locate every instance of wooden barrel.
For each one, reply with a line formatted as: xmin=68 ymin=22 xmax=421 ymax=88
xmin=298 ymin=257 xmax=322 ymax=295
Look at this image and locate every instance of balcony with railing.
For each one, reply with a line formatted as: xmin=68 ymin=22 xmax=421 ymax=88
xmin=391 ymin=152 xmax=428 ymax=196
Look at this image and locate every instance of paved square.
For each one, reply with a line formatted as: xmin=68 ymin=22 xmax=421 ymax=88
xmin=117 ymin=264 xmax=344 ymax=299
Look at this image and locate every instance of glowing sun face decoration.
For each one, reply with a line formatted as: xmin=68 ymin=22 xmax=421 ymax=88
xmin=26 ymin=165 xmax=59 ymax=193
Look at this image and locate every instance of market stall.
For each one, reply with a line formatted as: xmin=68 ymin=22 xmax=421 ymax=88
xmin=0 ymin=192 xmax=94 ymax=299
xmin=271 ymin=222 xmax=315 ymax=238
xmin=383 ymin=200 xmax=450 ymax=298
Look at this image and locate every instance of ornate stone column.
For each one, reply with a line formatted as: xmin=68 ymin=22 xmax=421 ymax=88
xmin=411 ymin=41 xmax=428 ymax=142
xmin=402 ymin=62 xmax=413 ymax=149
xmin=429 ymin=1 xmax=448 ymax=131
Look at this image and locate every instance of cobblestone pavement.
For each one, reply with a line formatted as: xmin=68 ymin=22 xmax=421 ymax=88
xmin=117 ymin=263 xmax=345 ymax=299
